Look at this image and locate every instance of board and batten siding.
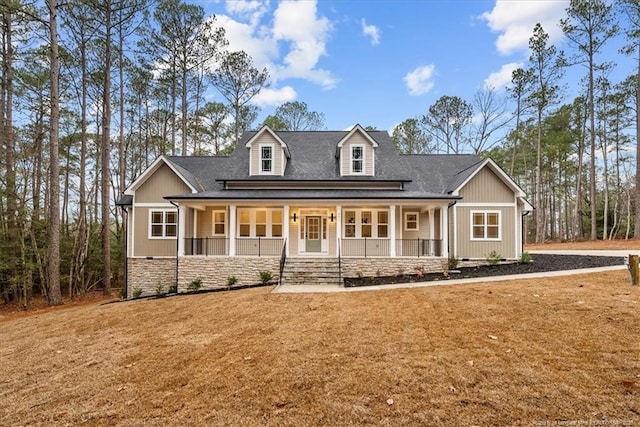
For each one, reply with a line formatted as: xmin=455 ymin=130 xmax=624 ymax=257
xmin=452 ymin=165 xmax=520 ymax=259
xmin=458 ymin=167 xmax=513 ymax=203
xmin=132 ymin=163 xmax=190 ymax=257
xmin=340 ymin=132 xmax=375 ymax=176
xmin=135 ymin=163 xmax=192 ymax=203
xmin=249 ymin=133 xmax=285 ymax=175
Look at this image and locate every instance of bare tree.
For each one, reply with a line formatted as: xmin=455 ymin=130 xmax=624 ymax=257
xmin=469 ymin=87 xmax=512 ymax=154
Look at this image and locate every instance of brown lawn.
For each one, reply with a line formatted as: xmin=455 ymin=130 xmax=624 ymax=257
xmin=1 ymin=271 xmax=639 ymax=426
xmin=525 ymin=238 xmax=640 ymax=251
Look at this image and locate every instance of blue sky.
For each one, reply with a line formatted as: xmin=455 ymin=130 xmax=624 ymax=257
xmin=198 ymin=0 xmax=634 ymax=132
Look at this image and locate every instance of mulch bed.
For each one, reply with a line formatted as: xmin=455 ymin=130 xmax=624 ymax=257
xmin=343 ymin=254 xmax=625 ymax=287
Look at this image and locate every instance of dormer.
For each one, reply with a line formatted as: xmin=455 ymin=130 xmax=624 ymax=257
xmin=336 ymin=124 xmax=378 ymax=176
xmin=245 ymin=126 xmax=290 ymax=176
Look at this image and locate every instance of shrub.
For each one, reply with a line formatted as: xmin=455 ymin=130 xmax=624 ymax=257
xmin=487 ymin=250 xmax=502 ymax=265
xmin=168 ymin=284 xmax=178 ymax=294
xmin=155 ymin=283 xmax=165 ymax=296
xmin=187 ymin=277 xmax=203 ymax=292
xmin=132 ymin=287 xmax=143 ymax=298
xmin=519 ymin=251 xmax=532 ymax=264
xmin=227 ymin=276 xmax=238 ymax=287
xmin=259 ymin=271 xmax=273 ymax=284
xmin=118 ymin=287 xmax=126 ymax=300
xmin=448 ymin=257 xmax=460 ymax=269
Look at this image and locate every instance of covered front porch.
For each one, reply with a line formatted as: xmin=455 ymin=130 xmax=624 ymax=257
xmin=178 ymin=202 xmax=450 ymax=258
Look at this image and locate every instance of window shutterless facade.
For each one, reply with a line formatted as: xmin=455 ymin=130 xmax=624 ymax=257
xmin=149 ymin=210 xmax=177 ymax=238
xmin=404 ymin=212 xmax=419 ymax=231
xmin=237 ymin=209 xmax=283 ymax=238
xmin=260 ymin=144 xmax=273 ymax=174
xmin=471 ymin=210 xmax=501 ymax=240
xmin=351 ymin=145 xmax=364 ymax=174
xmin=212 ymin=211 xmax=226 ymax=236
xmin=343 ymin=209 xmax=389 ymax=238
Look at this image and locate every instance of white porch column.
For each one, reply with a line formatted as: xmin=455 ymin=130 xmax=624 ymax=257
xmin=229 ymin=204 xmax=236 ymax=256
xmin=336 ymin=205 xmax=342 ymax=257
xmin=429 ymin=208 xmax=435 ymax=255
xmin=389 ymin=204 xmax=396 ymax=257
xmin=283 ymin=204 xmax=290 ymax=256
xmin=440 ymin=205 xmax=449 ymax=259
xmin=178 ymin=205 xmax=186 ymax=256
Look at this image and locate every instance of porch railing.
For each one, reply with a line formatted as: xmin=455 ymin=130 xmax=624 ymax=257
xmin=339 ymin=238 xmax=442 ymax=257
xmin=184 ymin=238 xmax=228 ymax=256
xmin=279 ymin=239 xmax=287 ymax=285
xmin=236 ymin=238 xmax=285 ymax=256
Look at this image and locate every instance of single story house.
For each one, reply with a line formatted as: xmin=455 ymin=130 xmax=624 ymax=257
xmin=117 ymin=125 xmax=532 ymax=297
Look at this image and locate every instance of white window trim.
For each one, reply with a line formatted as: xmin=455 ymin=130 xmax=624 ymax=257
xmin=148 ymin=209 xmax=177 ymax=239
xmin=404 ymin=212 xmax=419 ymax=232
xmin=259 ymin=144 xmax=274 ymax=175
xmin=350 ymin=144 xmax=365 ymax=175
xmin=212 ymin=210 xmax=226 ymax=237
xmin=470 ymin=210 xmax=502 ymax=241
xmin=342 ymin=209 xmax=389 ymax=239
xmin=236 ymin=208 xmax=284 ymax=238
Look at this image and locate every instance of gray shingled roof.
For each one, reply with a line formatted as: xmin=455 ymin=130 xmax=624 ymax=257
xmin=151 ymin=130 xmax=488 ymax=201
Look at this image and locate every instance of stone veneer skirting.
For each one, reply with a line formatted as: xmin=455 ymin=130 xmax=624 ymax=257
xmin=178 ymin=257 xmax=281 ymax=291
xmin=127 ymin=257 xmax=176 ymax=298
xmin=340 ymin=258 xmax=444 ymax=278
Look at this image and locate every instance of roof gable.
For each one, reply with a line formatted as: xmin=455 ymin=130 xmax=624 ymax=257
xmin=451 ymin=158 xmax=525 ymax=197
xmin=124 ymin=155 xmax=198 ymax=195
xmin=336 ymin=124 xmax=379 ymax=153
xmin=244 ymin=125 xmax=291 ymax=158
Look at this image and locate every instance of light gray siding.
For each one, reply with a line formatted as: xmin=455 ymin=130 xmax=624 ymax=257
xmin=340 ymin=132 xmax=375 ymax=176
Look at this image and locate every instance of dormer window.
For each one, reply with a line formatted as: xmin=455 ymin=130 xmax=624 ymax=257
xmin=351 ymin=145 xmax=364 ymax=174
xmin=260 ymin=145 xmax=273 ymax=174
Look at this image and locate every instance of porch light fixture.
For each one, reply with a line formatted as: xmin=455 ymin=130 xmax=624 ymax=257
xmin=292 ymin=213 xmax=297 ymax=222
xmin=330 ymin=213 xmax=334 ymax=222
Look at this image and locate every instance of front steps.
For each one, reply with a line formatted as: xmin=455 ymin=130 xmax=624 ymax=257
xmin=281 ymin=258 xmax=342 ymax=286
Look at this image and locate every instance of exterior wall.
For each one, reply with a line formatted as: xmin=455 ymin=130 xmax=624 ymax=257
xmin=127 ymin=257 xmax=176 ymax=298
xmin=458 ymin=167 xmax=513 ymax=203
xmin=340 ymin=132 xmax=375 ymax=176
xmin=197 ymin=206 xmax=228 ymax=237
xmin=136 ymin=163 xmax=191 ymax=203
xmin=133 ymin=207 xmax=177 ymax=256
xmin=249 ymin=133 xmax=285 ymax=176
xmin=341 ymin=258 xmax=443 ymax=278
xmin=455 ymin=206 xmax=516 ymax=259
xmin=178 ymin=257 xmax=280 ymax=290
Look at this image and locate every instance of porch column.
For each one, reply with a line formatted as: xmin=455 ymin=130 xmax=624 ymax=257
xmin=283 ymin=204 xmax=290 ymax=256
xmin=429 ymin=208 xmax=435 ymax=256
xmin=336 ymin=205 xmax=342 ymax=257
xmin=440 ymin=205 xmax=449 ymax=258
xmin=178 ymin=205 xmax=186 ymax=256
xmin=389 ymin=204 xmax=396 ymax=257
xmin=229 ymin=204 xmax=236 ymax=256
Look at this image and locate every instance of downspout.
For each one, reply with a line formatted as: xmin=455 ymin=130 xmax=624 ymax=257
xmin=170 ymin=200 xmax=180 ymax=293
xmin=121 ymin=205 xmax=129 ymax=299
xmin=447 ymin=200 xmax=457 ymax=258
xmin=521 ymin=210 xmax=531 ymax=255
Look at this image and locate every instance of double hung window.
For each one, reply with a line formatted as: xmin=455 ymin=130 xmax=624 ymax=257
xmin=351 ymin=145 xmax=364 ymax=174
xmin=149 ymin=210 xmax=177 ymax=238
xmin=343 ymin=209 xmax=388 ymax=238
xmin=260 ymin=145 xmax=273 ymax=173
xmin=471 ymin=211 xmax=501 ymax=240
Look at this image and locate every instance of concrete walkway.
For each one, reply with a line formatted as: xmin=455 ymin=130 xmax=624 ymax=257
xmin=272 ymin=250 xmax=632 ymax=294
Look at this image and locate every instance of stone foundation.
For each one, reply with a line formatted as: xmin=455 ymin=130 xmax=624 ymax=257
xmin=127 ymin=257 xmax=176 ymax=298
xmin=178 ymin=257 xmax=281 ymax=291
xmin=340 ymin=257 xmax=444 ymax=278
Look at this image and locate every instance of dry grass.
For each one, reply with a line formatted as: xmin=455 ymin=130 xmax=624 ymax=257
xmin=525 ymin=238 xmax=640 ymax=251
xmin=1 ymin=271 xmax=639 ymax=426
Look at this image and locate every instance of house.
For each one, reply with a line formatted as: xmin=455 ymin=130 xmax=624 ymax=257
xmin=117 ymin=125 xmax=532 ymax=297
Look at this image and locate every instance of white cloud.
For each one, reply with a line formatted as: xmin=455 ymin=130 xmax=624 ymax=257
xmin=484 ymin=62 xmax=522 ymax=90
xmin=480 ymin=0 xmax=568 ymax=55
xmin=252 ymin=86 xmax=297 ymax=107
xmin=209 ymin=0 xmax=336 ymax=91
xmin=361 ymin=19 xmax=380 ymax=46
xmin=403 ymin=64 xmax=436 ymax=96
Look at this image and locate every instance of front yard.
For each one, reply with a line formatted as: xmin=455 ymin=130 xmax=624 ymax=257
xmin=1 ymin=270 xmax=638 ymax=426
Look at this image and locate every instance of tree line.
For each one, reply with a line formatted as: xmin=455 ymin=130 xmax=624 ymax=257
xmin=0 ymin=0 xmax=638 ymax=307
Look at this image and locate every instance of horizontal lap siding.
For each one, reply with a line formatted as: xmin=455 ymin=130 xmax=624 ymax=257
xmin=250 ymin=134 xmax=284 ymax=175
xmin=340 ymin=133 xmax=374 ymax=176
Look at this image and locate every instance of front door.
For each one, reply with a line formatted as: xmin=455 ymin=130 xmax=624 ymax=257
xmin=305 ymin=216 xmax=321 ymax=252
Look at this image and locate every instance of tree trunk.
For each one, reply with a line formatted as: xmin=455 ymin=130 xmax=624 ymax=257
xmin=47 ymin=0 xmax=62 ymax=306
xmin=101 ymin=1 xmax=112 ymax=296
xmin=635 ymin=46 xmax=640 ymax=238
